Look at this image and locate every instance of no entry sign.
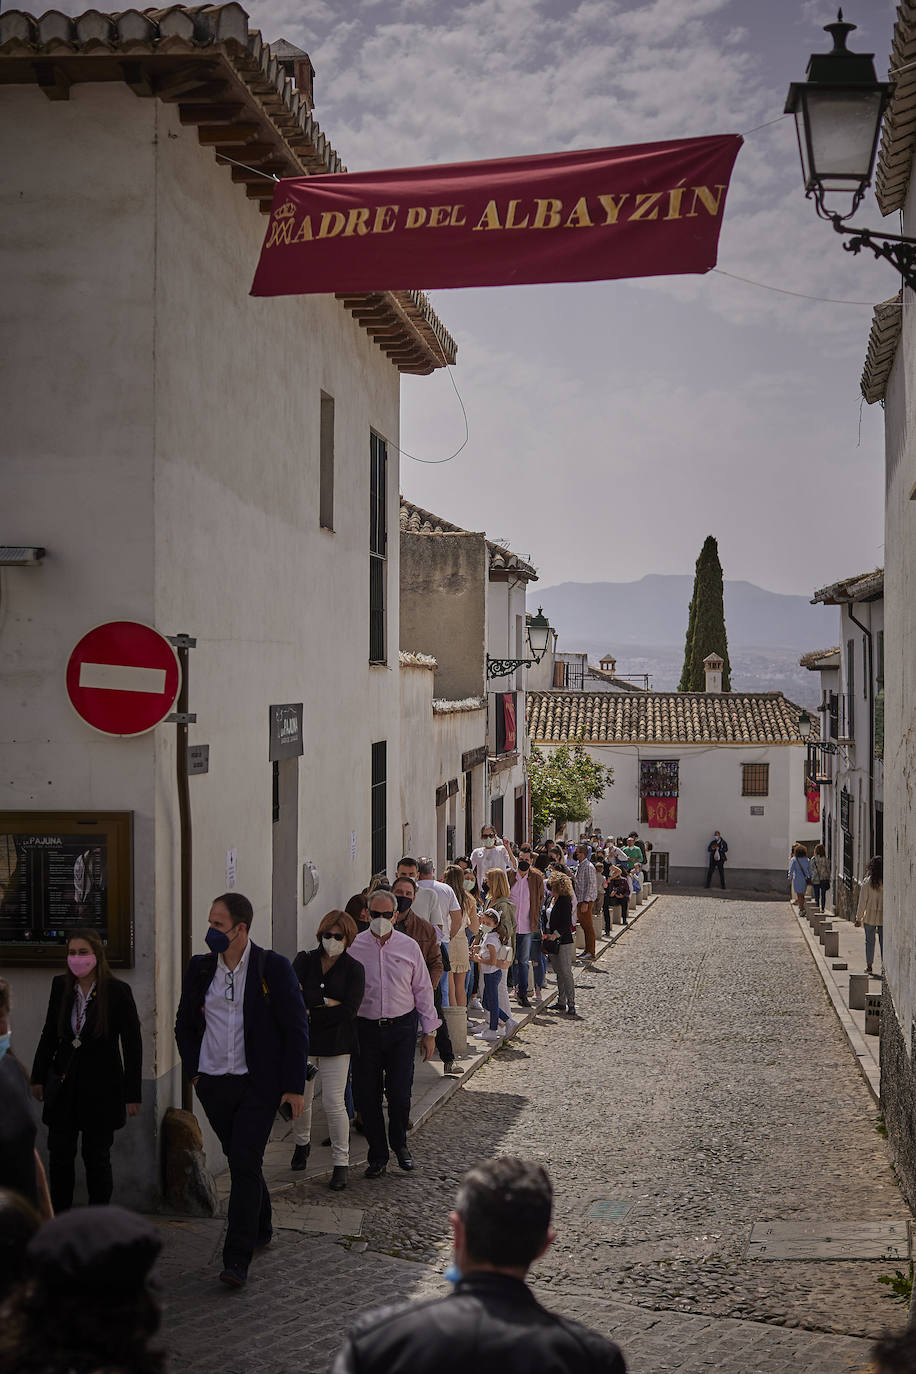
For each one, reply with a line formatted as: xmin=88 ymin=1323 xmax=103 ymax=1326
xmin=66 ymin=621 xmax=181 ymax=736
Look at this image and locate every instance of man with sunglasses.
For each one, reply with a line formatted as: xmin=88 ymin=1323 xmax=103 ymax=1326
xmin=469 ymin=825 xmax=517 ymax=891
xmin=175 ymin=891 xmax=308 ymax=1290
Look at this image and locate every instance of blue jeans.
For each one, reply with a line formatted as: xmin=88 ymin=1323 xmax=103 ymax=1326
xmin=482 ymin=970 xmax=508 ymax=1031
xmin=513 ymin=932 xmax=533 ymax=996
xmin=864 ymin=923 xmax=884 ymax=967
xmin=812 ymin=882 xmax=827 ymax=912
xmin=530 ymin=933 xmax=547 ymax=991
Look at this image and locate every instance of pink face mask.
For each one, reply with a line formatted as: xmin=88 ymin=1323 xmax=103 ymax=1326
xmin=67 ymin=953 xmax=97 ymax=978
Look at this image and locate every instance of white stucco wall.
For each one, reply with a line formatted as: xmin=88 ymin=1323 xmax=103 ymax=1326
xmin=881 ymin=263 xmax=916 ymax=1043
xmin=533 ymin=741 xmax=817 ymax=884
xmin=0 ymin=83 xmax=404 ymax=1202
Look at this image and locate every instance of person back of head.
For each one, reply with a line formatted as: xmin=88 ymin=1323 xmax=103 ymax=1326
xmin=485 ymin=868 xmax=510 ymax=903
xmin=417 ymin=857 xmax=435 ymax=879
xmin=0 ymin=1188 xmax=40 ymax=1302
xmin=868 ymin=855 xmax=883 ymax=888
xmin=453 ymin=1158 xmax=552 ymax=1274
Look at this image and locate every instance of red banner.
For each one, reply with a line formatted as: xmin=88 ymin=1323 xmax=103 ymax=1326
xmin=251 ymin=135 xmax=742 ymax=296
xmin=646 ymin=797 xmax=678 ymax=830
xmin=503 ymin=693 xmax=517 ymax=754
xmin=806 ymin=788 xmax=821 ymax=824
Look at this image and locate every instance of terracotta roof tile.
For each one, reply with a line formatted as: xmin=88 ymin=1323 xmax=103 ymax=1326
xmin=527 ymin=690 xmax=806 ymax=744
xmin=399 ymin=497 xmax=537 ymax=580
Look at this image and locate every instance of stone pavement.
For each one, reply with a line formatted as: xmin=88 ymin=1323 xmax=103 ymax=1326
xmin=155 ymin=895 xmax=909 ymax=1374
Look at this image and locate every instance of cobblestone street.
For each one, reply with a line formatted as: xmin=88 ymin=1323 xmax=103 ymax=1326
xmin=157 ymin=896 xmax=910 ymax=1372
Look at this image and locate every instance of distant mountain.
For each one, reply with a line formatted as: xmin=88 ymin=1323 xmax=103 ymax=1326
xmin=529 ymin=575 xmax=839 ymax=707
xmin=531 ymin=575 xmax=838 ymax=651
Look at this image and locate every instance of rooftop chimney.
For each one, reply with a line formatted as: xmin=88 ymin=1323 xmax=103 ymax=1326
xmin=272 ymin=39 xmax=316 ymax=113
xmin=703 ymin=652 xmax=724 ymax=693
xmin=599 ymin=652 xmax=617 ymax=674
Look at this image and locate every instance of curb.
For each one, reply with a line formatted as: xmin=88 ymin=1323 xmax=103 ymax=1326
xmin=790 ymin=902 xmax=881 ymax=1107
xmin=269 ymin=893 xmax=660 ymax=1193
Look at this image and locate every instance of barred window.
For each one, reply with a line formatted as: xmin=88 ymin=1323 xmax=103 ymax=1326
xmin=742 ymin=763 xmax=769 ymax=797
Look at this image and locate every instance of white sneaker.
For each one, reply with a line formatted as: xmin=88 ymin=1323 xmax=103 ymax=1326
xmin=469 ymin=997 xmax=483 ymax=1010
xmin=477 ymin=1028 xmax=500 ymax=1043
xmin=502 ymin=1017 xmax=519 ymax=1036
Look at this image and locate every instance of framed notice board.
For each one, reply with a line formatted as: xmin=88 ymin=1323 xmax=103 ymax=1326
xmin=0 ymin=811 xmax=133 ymax=968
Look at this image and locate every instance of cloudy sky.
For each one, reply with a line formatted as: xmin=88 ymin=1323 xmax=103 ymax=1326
xmin=256 ymin=0 xmax=895 ymax=598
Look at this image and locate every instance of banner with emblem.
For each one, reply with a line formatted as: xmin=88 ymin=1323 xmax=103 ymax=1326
xmin=645 ymin=797 xmax=678 ymax=829
xmin=806 ymin=788 xmax=821 ymax=824
xmin=251 ymin=134 xmax=742 ymax=297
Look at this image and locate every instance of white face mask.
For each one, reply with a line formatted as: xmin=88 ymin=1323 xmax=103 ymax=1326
xmin=369 ymin=915 xmax=393 ymax=938
xmin=483 ymin=836 xmax=496 ymax=848
xmin=322 ymin=935 xmax=345 ymax=956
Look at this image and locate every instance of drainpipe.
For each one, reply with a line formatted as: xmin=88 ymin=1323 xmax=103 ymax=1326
xmin=845 ymin=605 xmax=874 ymax=861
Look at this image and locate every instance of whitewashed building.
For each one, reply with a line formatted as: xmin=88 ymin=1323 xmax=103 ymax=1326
xmin=399 ymin=498 xmax=538 ymax=845
xmin=801 ymin=570 xmax=884 ymax=921
xmin=857 ymin=0 xmax=916 ymax=1209
xmin=527 ymin=677 xmax=816 ymax=888
xmin=0 ymin=4 xmax=454 ymax=1205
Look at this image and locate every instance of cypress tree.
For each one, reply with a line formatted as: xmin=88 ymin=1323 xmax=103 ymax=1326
xmin=678 ymin=535 xmax=732 ymax=692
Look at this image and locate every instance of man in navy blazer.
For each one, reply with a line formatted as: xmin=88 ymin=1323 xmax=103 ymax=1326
xmin=175 ymin=891 xmax=309 ymax=1288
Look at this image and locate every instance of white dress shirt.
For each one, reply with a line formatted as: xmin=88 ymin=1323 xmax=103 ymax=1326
xmin=71 ymin=981 xmax=96 ymax=1037
xmin=199 ymin=939 xmax=251 ymax=1075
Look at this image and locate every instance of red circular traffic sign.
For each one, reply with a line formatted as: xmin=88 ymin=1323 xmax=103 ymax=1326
xmin=66 ymin=621 xmax=181 ymax=737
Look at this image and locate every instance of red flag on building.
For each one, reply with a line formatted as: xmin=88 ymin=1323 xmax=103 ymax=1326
xmin=646 ymin=797 xmax=678 ymax=829
xmin=251 ymin=134 xmax=742 ymax=297
xmin=806 ymin=788 xmax=821 ymax=824
xmin=502 ymin=693 xmax=517 ymax=754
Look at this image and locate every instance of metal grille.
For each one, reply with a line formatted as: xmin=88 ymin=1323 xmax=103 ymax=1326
xmin=464 ymin=771 xmax=474 ymax=854
xmin=742 ymin=763 xmax=769 ymax=796
xmin=371 ymin=740 xmax=387 ymax=875
xmin=369 ymin=557 xmax=385 ymax=663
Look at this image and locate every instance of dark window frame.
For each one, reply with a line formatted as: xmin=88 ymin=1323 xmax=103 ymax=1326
xmin=741 ymin=762 xmax=770 ymax=797
xmin=319 ymin=392 xmax=335 ymax=531
xmin=369 ymin=432 xmax=388 ymax=663
xmin=371 ymin=740 xmax=387 ymax=875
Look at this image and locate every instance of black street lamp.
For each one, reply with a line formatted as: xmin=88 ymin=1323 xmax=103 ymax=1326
xmin=797 ymin=709 xmax=839 ymax=754
xmin=785 ymin=12 xmax=916 ymax=287
xmin=486 ymin=606 xmax=552 ymax=680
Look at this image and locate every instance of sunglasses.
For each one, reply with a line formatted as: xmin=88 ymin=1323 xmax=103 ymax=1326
xmin=224 ymin=970 xmax=235 ymax=1002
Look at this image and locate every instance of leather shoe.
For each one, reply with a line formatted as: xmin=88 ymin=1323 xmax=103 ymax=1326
xmin=364 ymin=1161 xmax=387 ymax=1179
xmin=395 ymin=1148 xmax=414 ymax=1172
xmin=219 ymin=1265 xmax=247 ymax=1289
xmin=290 ymin=1143 xmax=310 ymax=1170
xmin=329 ymin=1166 xmax=348 ymax=1191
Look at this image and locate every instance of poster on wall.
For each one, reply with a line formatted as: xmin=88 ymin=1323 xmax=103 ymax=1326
xmin=0 ymin=811 xmax=133 ymax=967
xmin=645 ymin=797 xmax=678 ymax=829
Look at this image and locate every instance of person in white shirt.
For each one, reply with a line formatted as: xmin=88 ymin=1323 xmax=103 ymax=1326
xmin=469 ymin=826 xmax=517 ymax=889
xmin=416 ymin=857 xmax=461 ymax=956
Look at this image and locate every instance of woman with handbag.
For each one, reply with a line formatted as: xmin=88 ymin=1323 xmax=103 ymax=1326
xmin=542 ymin=872 xmax=579 ymax=1019
xmin=855 ymin=855 xmax=884 ymax=975
xmin=788 ymin=845 xmax=812 ymax=914
xmin=30 ymin=929 xmax=142 ymax=1213
xmin=810 ymin=844 xmax=830 ymax=913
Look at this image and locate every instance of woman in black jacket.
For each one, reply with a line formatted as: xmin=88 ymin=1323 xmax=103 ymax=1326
xmin=290 ymin=910 xmax=365 ymax=1191
xmin=30 ymin=929 xmax=142 ymax=1213
xmin=542 ymin=873 xmax=579 ymax=1019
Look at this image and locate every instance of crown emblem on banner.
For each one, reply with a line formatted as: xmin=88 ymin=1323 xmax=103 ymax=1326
xmin=274 ymin=201 xmax=297 ymax=220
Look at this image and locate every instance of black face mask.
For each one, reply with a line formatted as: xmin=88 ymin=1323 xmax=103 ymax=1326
xmin=395 ymin=895 xmax=412 ymax=915
xmin=517 ymin=860 xmax=530 ymax=872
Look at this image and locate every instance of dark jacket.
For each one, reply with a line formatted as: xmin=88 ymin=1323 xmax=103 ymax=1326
xmin=0 ymin=1052 xmax=38 ymax=1205
xmin=332 ymin=1271 xmax=626 ymax=1374
xmin=31 ymin=975 xmax=142 ymax=1132
xmin=292 ymin=948 xmax=365 ymax=1058
xmin=707 ymin=838 xmax=728 ymax=860
xmin=174 ymin=941 xmax=308 ymax=1103
xmin=546 ymin=893 xmax=574 ymax=945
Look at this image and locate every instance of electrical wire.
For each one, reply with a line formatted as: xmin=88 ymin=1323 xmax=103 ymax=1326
xmin=397 ymin=362 xmax=470 ymax=465
xmin=712 ymin=267 xmax=882 ymax=305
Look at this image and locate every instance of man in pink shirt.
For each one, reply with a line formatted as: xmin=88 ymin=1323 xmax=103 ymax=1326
xmin=508 ymin=845 xmax=545 ymax=1009
xmin=349 ymin=889 xmax=439 ymax=1178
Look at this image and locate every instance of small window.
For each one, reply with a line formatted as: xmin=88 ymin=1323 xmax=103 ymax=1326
xmin=319 ymin=392 xmax=334 ymax=531
xmin=371 ymin=740 xmax=387 ymax=874
xmin=742 ymin=763 xmax=769 ymax=797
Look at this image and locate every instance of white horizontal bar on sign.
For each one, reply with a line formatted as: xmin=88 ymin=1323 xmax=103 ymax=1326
xmin=79 ymin=662 xmax=167 ymax=694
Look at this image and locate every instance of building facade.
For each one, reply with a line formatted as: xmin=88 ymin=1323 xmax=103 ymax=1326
xmin=858 ymin=0 xmax=916 ymax=1211
xmin=0 ymin=5 xmax=454 ymax=1205
xmin=527 ymin=688 xmax=816 ymax=887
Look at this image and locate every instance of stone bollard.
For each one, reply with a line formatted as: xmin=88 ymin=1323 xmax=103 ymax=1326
xmin=865 ymin=990 xmax=882 ymax=1036
xmin=628 ymin=892 xmax=638 ymax=913
xmin=819 ymin=921 xmax=833 ymax=947
xmin=442 ymin=1004 xmax=468 ymax=1057
xmin=635 ymin=886 xmax=645 ymax=905
xmin=163 ymin=1107 xmax=219 ymax=1216
xmin=849 ymin=973 xmax=870 ymax=1011
xmin=643 ymin=882 xmax=652 ymax=897
xmin=823 ymin=929 xmax=840 ymax=959
xmin=832 ymin=961 xmax=848 ymax=971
